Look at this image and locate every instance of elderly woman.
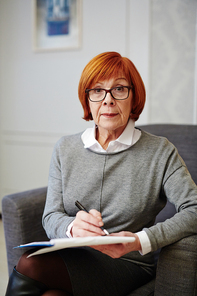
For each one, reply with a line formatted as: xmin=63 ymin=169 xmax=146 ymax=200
xmin=5 ymin=52 xmax=197 ymax=296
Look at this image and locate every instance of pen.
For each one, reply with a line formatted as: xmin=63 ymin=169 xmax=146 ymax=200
xmin=75 ymin=200 xmax=109 ymax=235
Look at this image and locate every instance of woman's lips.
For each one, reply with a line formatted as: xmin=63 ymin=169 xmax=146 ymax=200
xmin=101 ymin=113 xmax=118 ymax=118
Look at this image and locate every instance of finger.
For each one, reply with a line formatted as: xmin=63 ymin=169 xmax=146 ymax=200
xmin=90 ymin=244 xmax=125 ymax=258
xmin=73 ymin=226 xmax=104 ymax=237
xmin=109 ymin=231 xmax=130 ymax=237
xmin=77 ymin=210 xmax=103 ymax=228
xmin=74 ymin=228 xmax=104 ymax=237
xmin=89 ymin=209 xmax=102 ymax=219
xmin=89 ymin=209 xmax=104 ymax=226
xmin=75 ymin=219 xmax=104 ymax=235
xmin=73 ymin=213 xmax=105 ymax=237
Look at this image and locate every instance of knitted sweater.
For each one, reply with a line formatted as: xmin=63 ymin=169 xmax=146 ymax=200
xmin=43 ymin=129 xmax=197 ymax=267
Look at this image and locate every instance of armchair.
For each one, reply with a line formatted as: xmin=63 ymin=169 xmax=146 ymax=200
xmin=2 ymin=124 xmax=197 ymax=295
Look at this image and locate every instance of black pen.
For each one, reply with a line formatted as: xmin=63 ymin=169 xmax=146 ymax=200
xmin=75 ymin=200 xmax=109 ymax=235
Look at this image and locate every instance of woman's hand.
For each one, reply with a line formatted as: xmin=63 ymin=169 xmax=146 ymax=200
xmin=71 ymin=211 xmax=141 ymax=258
xmin=71 ymin=209 xmax=106 ymax=237
xmin=91 ymin=231 xmax=142 ymax=258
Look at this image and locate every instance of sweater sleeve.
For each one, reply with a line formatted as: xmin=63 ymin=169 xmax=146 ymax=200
xmin=144 ymin=148 xmax=197 ymax=252
xmin=42 ymin=139 xmax=75 ymax=239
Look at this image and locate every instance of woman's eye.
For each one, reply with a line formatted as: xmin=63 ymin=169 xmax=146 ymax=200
xmin=115 ymin=86 xmax=124 ymax=92
xmin=94 ymin=88 xmax=102 ymax=93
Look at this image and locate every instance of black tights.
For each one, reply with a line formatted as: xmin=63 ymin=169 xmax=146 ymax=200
xmin=16 ymin=250 xmax=73 ymax=296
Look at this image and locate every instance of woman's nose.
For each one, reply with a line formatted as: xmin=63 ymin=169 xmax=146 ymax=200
xmin=103 ymin=92 xmax=115 ymax=105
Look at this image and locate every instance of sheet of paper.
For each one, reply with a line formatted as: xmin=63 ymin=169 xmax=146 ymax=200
xmin=15 ymin=236 xmax=136 ymax=257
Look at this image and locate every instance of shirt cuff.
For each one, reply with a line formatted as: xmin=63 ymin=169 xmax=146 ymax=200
xmin=66 ymin=221 xmax=74 ymax=238
xmin=136 ymin=230 xmax=152 ymax=255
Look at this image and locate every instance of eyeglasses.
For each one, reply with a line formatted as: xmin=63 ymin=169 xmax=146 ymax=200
xmin=85 ymin=86 xmax=133 ymax=102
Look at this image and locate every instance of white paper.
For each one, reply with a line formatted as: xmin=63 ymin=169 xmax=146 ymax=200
xmin=15 ymin=236 xmax=136 ymax=257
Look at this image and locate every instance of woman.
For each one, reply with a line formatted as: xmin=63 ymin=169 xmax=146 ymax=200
xmin=5 ymin=52 xmax=197 ymax=296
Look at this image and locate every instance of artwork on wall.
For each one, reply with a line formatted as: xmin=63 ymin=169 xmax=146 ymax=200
xmin=33 ymin=0 xmax=82 ymax=52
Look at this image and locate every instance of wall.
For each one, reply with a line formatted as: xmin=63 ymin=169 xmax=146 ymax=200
xmin=149 ymin=0 xmax=197 ymax=124
xmin=0 ymin=0 xmax=196 ymax=210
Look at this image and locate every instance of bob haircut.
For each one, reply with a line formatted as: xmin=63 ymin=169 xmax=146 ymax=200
xmin=78 ymin=51 xmax=146 ymax=121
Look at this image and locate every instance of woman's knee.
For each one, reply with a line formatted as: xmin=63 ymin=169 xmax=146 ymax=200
xmin=15 ymin=250 xmax=72 ymax=294
xmin=16 ymin=250 xmax=44 ymax=278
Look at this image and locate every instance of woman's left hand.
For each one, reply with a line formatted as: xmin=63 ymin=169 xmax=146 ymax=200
xmin=90 ymin=231 xmax=141 ymax=258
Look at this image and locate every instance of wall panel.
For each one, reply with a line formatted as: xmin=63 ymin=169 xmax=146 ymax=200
xmin=149 ymin=0 xmax=197 ymax=124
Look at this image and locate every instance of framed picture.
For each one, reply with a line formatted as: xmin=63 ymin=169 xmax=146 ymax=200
xmin=32 ymin=0 xmax=82 ymax=52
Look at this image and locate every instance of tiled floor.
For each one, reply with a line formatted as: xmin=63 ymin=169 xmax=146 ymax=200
xmin=0 ymin=218 xmax=8 ymax=296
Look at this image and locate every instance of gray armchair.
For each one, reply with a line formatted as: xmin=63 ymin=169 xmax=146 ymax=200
xmin=2 ymin=124 xmax=197 ymax=295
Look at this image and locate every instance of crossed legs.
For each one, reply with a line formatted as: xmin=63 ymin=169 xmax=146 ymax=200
xmin=8 ymin=249 xmax=73 ymax=296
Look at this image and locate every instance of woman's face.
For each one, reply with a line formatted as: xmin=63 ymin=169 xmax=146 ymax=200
xmin=88 ymin=76 xmax=133 ymax=137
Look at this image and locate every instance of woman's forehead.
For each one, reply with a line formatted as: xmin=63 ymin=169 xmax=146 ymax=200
xmin=91 ymin=71 xmax=129 ymax=85
xmin=94 ymin=77 xmax=128 ymax=85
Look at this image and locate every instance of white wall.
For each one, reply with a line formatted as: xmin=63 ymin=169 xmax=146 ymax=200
xmin=149 ymin=0 xmax=197 ymax=124
xmin=0 ymin=0 xmax=150 ymax=207
xmin=0 ymin=0 xmax=196 ymax=210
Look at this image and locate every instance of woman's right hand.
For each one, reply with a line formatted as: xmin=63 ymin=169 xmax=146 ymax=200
xmin=71 ymin=209 xmax=106 ymax=237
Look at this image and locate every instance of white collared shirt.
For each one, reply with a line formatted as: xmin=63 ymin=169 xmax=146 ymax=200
xmin=67 ymin=119 xmax=151 ymax=255
xmin=81 ymin=119 xmax=141 ymax=153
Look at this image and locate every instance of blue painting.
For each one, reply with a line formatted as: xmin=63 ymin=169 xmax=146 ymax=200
xmin=34 ymin=0 xmax=81 ymax=51
xmin=47 ymin=0 xmax=70 ymax=36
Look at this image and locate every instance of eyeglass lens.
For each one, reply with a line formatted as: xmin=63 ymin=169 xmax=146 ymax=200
xmin=88 ymin=87 xmax=130 ymax=102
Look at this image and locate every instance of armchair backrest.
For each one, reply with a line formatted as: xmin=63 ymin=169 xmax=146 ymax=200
xmin=138 ymin=124 xmax=197 ymax=224
xmin=139 ymin=124 xmax=197 ymax=184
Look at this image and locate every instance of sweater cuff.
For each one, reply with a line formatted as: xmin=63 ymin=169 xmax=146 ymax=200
xmin=136 ymin=230 xmax=152 ymax=255
xmin=66 ymin=221 xmax=74 ymax=238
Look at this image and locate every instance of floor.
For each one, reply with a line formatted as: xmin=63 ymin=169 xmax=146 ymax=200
xmin=0 ymin=218 xmax=8 ymax=296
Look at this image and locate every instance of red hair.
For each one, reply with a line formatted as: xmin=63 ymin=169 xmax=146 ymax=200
xmin=78 ymin=52 xmax=146 ymax=121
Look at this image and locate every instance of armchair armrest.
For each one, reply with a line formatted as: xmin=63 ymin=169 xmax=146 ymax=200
xmin=155 ymin=235 xmax=197 ymax=295
xmin=2 ymin=187 xmax=48 ymax=275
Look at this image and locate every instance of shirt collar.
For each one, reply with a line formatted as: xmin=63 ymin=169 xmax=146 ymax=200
xmin=81 ymin=119 xmax=137 ymax=152
xmin=117 ymin=119 xmax=135 ymax=145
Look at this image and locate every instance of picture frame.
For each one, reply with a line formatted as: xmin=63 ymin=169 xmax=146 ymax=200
xmin=32 ymin=0 xmax=82 ymax=52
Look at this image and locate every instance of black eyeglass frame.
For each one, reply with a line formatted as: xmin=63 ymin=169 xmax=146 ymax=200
xmin=85 ymin=86 xmax=133 ymax=102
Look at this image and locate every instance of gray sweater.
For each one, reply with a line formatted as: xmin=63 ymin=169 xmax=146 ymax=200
xmin=43 ymin=129 xmax=197 ymax=267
